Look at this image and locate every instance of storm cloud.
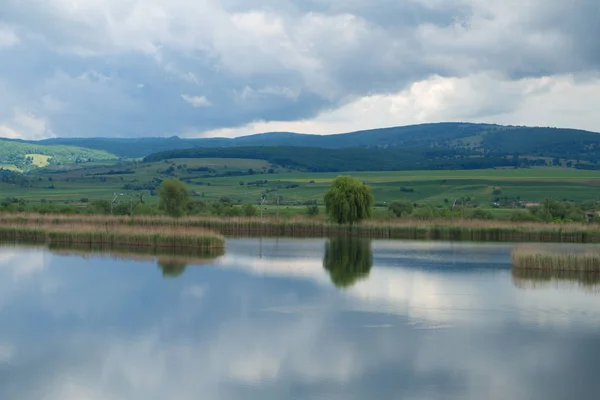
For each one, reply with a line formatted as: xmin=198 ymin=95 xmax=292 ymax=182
xmin=0 ymin=0 xmax=599 ymax=138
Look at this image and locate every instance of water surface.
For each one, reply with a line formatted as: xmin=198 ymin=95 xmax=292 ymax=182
xmin=0 ymin=239 xmax=599 ymax=400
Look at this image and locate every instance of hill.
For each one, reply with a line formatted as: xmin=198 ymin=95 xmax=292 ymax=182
xmin=20 ymin=123 xmax=600 ymax=161
xmin=0 ymin=139 xmax=118 ymax=172
xmin=143 ymin=146 xmax=522 ymax=172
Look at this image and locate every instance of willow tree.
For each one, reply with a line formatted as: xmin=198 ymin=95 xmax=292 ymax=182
xmin=324 ymin=176 xmax=374 ymax=224
xmin=158 ymin=179 xmax=189 ymax=217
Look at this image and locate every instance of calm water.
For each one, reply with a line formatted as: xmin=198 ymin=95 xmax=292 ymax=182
xmin=1 ymin=239 xmax=600 ymax=400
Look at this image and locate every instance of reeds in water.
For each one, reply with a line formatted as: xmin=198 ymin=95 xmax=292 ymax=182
xmin=0 ymin=221 xmax=224 ymax=250
xmin=511 ymin=245 xmax=600 ymax=272
xmin=2 ymin=212 xmax=600 ymax=243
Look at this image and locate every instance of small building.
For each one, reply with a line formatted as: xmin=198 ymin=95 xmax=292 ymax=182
xmin=521 ymin=201 xmax=541 ymax=208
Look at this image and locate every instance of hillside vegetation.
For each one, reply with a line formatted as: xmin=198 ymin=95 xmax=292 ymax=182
xmin=0 ymin=139 xmax=118 ymax=171
xmin=26 ymin=123 xmax=600 ymax=160
xmin=143 ymin=146 xmax=523 ymax=172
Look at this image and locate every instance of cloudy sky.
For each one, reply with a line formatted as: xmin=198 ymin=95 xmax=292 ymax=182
xmin=0 ymin=0 xmax=599 ymax=139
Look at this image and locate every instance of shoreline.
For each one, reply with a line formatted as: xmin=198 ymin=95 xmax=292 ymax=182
xmin=1 ymin=212 xmax=600 ymax=243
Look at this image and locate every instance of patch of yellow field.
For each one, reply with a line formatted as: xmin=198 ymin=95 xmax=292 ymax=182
xmin=25 ymin=154 xmax=52 ymax=167
xmin=0 ymin=164 xmax=21 ymax=172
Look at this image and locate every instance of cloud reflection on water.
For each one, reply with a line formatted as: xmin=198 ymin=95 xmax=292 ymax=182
xmin=0 ymin=240 xmax=599 ymax=400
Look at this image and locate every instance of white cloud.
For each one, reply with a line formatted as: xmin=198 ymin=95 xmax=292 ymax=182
xmin=200 ymin=73 xmax=600 ymax=137
xmin=182 ymin=284 xmax=207 ymax=299
xmin=0 ymin=110 xmax=55 ymax=140
xmin=0 ymin=27 xmax=19 ymax=49
xmin=181 ymin=94 xmax=212 ymax=108
xmin=0 ymin=0 xmax=600 ymax=136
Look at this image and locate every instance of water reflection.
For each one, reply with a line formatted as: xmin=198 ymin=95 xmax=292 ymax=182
xmin=512 ymin=268 xmax=600 ymax=293
xmin=48 ymin=243 xmax=224 ymax=278
xmin=323 ymin=237 xmax=373 ymax=288
xmin=1 ymin=240 xmax=600 ymax=400
xmin=158 ymin=258 xmax=188 ymax=277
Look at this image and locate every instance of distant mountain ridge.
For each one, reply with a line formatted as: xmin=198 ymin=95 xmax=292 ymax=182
xmin=4 ymin=122 xmax=600 ymax=161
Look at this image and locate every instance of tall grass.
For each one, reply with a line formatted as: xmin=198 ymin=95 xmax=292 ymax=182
xmin=1 ymin=212 xmax=600 ymax=243
xmin=512 ymin=244 xmax=600 ymax=272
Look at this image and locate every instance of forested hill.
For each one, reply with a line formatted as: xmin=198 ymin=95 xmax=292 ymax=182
xmin=11 ymin=122 xmax=600 ymax=161
xmin=143 ymin=146 xmax=528 ymax=172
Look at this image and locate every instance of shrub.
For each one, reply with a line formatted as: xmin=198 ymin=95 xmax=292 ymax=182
xmin=89 ymin=200 xmax=111 ymax=214
xmin=471 ymin=209 xmax=495 ymax=220
xmin=306 ymin=204 xmax=319 ymax=216
xmin=388 ymin=201 xmax=414 ymax=218
xmin=510 ymin=211 xmax=539 ymax=222
xmin=242 ymin=204 xmax=258 ymax=217
xmin=411 ymin=205 xmax=441 ymax=220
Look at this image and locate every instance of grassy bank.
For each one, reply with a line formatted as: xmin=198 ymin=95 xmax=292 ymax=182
xmin=2 ymin=212 xmax=600 ymax=243
xmin=512 ymin=245 xmax=600 ymax=271
xmin=0 ymin=221 xmax=224 ymax=250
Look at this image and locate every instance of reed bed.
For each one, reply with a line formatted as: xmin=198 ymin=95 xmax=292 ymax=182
xmin=1 ymin=212 xmax=600 ymax=243
xmin=512 ymin=244 xmax=600 ymax=272
xmin=0 ymin=220 xmax=224 ymax=250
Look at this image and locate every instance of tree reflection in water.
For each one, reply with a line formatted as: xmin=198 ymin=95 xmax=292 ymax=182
xmin=158 ymin=258 xmax=188 ymax=278
xmin=323 ymin=237 xmax=373 ymax=288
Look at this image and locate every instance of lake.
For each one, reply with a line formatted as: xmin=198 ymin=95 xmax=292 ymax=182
xmin=1 ymin=239 xmax=599 ymax=400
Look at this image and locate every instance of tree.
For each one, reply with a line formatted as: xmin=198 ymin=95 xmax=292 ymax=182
xmin=158 ymin=179 xmax=189 ymax=217
xmin=242 ymin=203 xmax=258 ymax=217
xmin=471 ymin=209 xmax=494 ymax=220
xmin=324 ymin=176 xmax=373 ymax=224
xmin=306 ymin=204 xmax=319 ymax=216
xmin=388 ymin=200 xmax=414 ymax=217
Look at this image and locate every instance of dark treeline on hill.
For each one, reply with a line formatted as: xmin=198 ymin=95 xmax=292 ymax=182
xmin=19 ymin=122 xmax=600 ymax=161
xmin=144 ymin=146 xmax=528 ymax=172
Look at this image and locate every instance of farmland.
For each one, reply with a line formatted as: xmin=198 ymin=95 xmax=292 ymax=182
xmin=1 ymin=155 xmax=599 ymax=219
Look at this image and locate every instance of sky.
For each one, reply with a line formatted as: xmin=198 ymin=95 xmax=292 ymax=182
xmin=0 ymin=0 xmax=599 ymax=140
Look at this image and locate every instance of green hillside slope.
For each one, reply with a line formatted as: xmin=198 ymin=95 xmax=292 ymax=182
xmin=0 ymin=139 xmax=118 ymax=172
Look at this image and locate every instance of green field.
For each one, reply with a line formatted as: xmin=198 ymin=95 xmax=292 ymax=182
xmin=2 ymin=157 xmax=599 ymax=215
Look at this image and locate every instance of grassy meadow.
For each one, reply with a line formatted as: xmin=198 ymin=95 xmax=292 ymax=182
xmin=2 ymin=156 xmax=600 ymax=220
